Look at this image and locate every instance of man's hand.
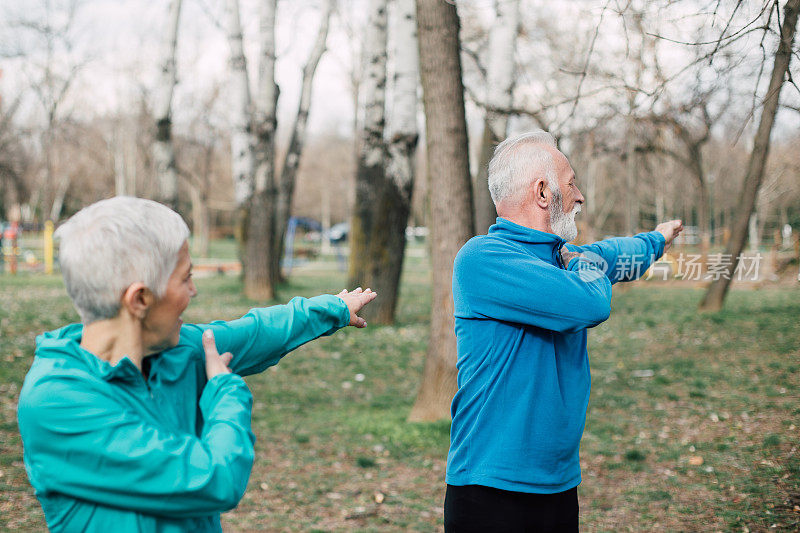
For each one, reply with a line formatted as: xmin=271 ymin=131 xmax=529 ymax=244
xmin=202 ymin=329 xmax=233 ymax=380
xmin=560 ymin=248 xmax=583 ymax=268
xmin=655 ymin=219 xmax=684 ymax=252
xmin=336 ymin=287 xmax=378 ymax=328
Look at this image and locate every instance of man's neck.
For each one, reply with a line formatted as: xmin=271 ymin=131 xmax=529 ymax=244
xmin=498 ymin=204 xmax=552 ymax=234
xmin=80 ymin=315 xmax=145 ymax=370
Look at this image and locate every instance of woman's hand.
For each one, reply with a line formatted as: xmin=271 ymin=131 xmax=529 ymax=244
xmin=336 ymin=287 xmax=378 ymax=328
xmin=202 ymin=329 xmax=233 ymax=380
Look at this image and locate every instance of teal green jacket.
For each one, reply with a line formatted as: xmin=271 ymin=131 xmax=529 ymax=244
xmin=18 ymin=295 xmax=350 ymax=533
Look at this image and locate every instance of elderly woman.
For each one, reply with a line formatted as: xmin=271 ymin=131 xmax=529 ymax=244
xmin=17 ymin=197 xmax=376 ymax=532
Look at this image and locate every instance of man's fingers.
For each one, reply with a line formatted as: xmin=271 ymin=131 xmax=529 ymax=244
xmin=220 ymin=352 xmax=233 ymax=367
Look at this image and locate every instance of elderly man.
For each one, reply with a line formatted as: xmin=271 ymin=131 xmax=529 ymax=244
xmin=444 ymin=130 xmax=682 ymax=532
xmin=18 ymin=196 xmax=376 ymax=532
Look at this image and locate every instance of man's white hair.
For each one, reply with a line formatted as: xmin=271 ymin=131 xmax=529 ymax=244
xmin=488 ymin=129 xmax=560 ymax=206
xmin=55 ymin=196 xmax=190 ymax=324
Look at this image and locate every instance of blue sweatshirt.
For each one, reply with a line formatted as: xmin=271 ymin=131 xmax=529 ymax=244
xmin=446 ymin=218 xmax=665 ymax=493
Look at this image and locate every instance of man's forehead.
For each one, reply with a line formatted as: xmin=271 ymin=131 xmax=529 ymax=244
xmin=542 ymin=145 xmax=573 ymax=176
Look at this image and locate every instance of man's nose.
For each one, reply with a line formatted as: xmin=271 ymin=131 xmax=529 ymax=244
xmin=575 ymin=187 xmax=585 ymax=205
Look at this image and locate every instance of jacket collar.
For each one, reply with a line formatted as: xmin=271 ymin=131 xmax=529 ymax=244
xmin=35 ymin=324 xmax=145 ymax=382
xmin=489 ymin=217 xmax=567 ymax=267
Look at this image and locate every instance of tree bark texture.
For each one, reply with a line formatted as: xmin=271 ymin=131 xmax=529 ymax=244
xmin=226 ymin=0 xmax=271 ymax=299
xmin=226 ymin=0 xmax=255 ymax=209
xmin=152 ymin=0 xmax=182 ymax=210
xmin=699 ymin=0 xmax=799 ymax=311
xmin=409 ymin=0 xmax=474 ymax=422
xmin=473 ymin=0 xmax=519 ymax=234
xmin=349 ymin=0 xmax=420 ymax=324
xmin=245 ymin=0 xmax=279 ymax=298
xmin=272 ymin=0 xmax=333 ymax=284
xmin=348 ymin=0 xmax=389 ymax=295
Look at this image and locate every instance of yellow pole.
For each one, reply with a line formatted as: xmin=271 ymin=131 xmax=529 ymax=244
xmin=44 ymin=220 xmax=54 ymax=275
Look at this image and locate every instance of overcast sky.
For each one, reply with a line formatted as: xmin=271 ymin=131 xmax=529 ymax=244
xmin=1 ymin=0 xmax=796 ymax=144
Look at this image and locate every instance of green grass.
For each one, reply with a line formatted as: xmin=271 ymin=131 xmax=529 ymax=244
xmin=1 ymin=263 xmax=798 ymax=531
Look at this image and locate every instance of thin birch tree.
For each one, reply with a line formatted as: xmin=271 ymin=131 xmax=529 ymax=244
xmin=473 ymin=0 xmax=519 ymax=234
xmin=272 ymin=0 xmax=334 ymax=283
xmin=152 ymin=0 xmax=182 ymax=210
xmin=348 ymin=0 xmax=389 ymax=301
xmin=348 ymin=0 xmax=420 ymax=324
xmin=226 ymin=0 xmax=333 ymax=299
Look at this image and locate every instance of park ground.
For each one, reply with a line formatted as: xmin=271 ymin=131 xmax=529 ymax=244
xmin=0 ymin=253 xmax=798 ymax=532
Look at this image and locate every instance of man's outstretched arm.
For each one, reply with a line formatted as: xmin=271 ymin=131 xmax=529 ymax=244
xmin=567 ymin=220 xmax=683 ymax=284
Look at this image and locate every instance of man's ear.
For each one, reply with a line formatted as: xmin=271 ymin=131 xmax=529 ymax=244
xmin=121 ymin=282 xmax=154 ymax=320
xmin=533 ymin=178 xmax=550 ymax=209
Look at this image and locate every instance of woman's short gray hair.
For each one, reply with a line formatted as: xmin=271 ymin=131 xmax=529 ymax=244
xmin=55 ymin=196 xmax=190 ymax=324
xmin=488 ymin=130 xmax=559 ymax=206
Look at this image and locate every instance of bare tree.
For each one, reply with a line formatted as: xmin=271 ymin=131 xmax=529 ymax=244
xmin=225 ymin=0 xmax=255 ymax=212
xmin=0 ymin=95 xmax=29 ymax=220
xmin=409 ymin=0 xmax=474 ymax=422
xmin=245 ymin=0 xmax=279 ymax=299
xmin=348 ymin=0 xmax=420 ymax=323
xmin=151 ymin=0 xmax=183 ymax=210
xmin=473 ymin=0 xmax=519 ymax=234
xmin=226 ymin=0 xmax=335 ymax=299
xmin=348 ymin=0 xmax=389 ymax=301
xmin=700 ymin=0 xmax=799 ymax=311
xmin=13 ymin=0 xmax=87 ymax=221
xmin=643 ymin=95 xmax=723 ymax=256
xmin=272 ymin=0 xmax=334 ymax=284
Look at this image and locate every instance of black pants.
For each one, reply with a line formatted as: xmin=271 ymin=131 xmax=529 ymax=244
xmin=444 ymin=484 xmax=579 ymax=533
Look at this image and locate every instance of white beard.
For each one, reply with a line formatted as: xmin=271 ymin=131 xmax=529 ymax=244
xmin=550 ymin=194 xmax=580 ymax=242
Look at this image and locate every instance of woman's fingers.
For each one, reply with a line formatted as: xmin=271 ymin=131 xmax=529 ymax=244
xmin=203 ymin=330 xmax=232 ymax=379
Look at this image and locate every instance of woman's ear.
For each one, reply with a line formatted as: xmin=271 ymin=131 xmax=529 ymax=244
xmin=121 ymin=283 xmax=153 ymax=320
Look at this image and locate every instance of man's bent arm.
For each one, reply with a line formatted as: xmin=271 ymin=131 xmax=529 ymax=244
xmin=454 ymin=241 xmax=612 ymax=334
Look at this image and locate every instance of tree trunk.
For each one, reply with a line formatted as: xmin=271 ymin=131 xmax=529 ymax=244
xmin=409 ymin=0 xmax=474 ymax=422
xmin=113 ymin=129 xmax=128 ymax=196
xmin=699 ymin=0 xmax=799 ymax=311
xmin=226 ymin=0 xmax=255 ymax=210
xmin=152 ymin=0 xmax=182 ymax=210
xmin=348 ymin=0 xmax=389 ymax=291
xmin=683 ymin=141 xmax=712 ymax=258
xmin=473 ymin=0 xmax=519 ymax=234
xmin=273 ymin=0 xmax=333 ymax=284
xmin=245 ymin=0 xmax=279 ymax=299
xmin=748 ymin=212 xmax=760 ymax=252
xmin=226 ymin=0 xmax=276 ymax=300
xmin=349 ymin=0 xmax=420 ymax=324
xmin=189 ymin=184 xmax=210 ymax=257
xmin=473 ymin=125 xmax=497 ymax=234
xmin=49 ymin=173 xmax=70 ymax=222
xmin=625 ymin=112 xmax=638 ymax=235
